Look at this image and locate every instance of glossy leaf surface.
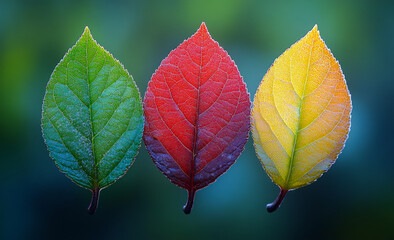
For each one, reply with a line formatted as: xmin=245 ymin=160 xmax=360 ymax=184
xmin=42 ymin=27 xmax=144 ymax=214
xmin=251 ymin=25 xmax=351 ymax=212
xmin=143 ymin=23 xmax=251 ymax=214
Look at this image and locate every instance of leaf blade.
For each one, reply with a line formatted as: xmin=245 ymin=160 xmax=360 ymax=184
xmin=42 ymin=27 xmax=144 ymax=213
xmin=251 ymin=25 xmax=351 ymax=210
xmin=143 ymin=23 xmax=251 ymax=213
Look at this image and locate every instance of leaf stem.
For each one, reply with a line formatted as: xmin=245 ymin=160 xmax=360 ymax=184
xmin=183 ymin=189 xmax=196 ymax=214
xmin=266 ymin=188 xmax=288 ymax=213
xmin=88 ymin=187 xmax=100 ymax=215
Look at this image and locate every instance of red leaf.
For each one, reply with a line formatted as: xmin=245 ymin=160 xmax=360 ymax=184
xmin=143 ymin=22 xmax=251 ymax=214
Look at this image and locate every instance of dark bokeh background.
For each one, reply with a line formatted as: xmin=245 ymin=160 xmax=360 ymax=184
xmin=0 ymin=0 xmax=393 ymax=239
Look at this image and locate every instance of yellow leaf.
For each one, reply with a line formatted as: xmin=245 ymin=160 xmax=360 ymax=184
xmin=251 ymin=25 xmax=352 ymax=212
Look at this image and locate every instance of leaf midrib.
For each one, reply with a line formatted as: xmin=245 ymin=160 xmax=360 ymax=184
xmin=84 ymin=33 xmax=99 ymax=190
xmin=189 ymin=32 xmax=204 ymax=192
xmin=284 ymin=38 xmax=315 ymax=190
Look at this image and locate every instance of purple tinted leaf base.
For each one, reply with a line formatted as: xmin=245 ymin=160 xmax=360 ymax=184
xmin=266 ymin=188 xmax=288 ymax=213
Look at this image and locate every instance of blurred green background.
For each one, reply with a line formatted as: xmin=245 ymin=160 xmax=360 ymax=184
xmin=0 ymin=0 xmax=393 ymax=239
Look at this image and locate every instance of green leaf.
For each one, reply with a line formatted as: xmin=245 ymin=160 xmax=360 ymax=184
xmin=41 ymin=27 xmax=144 ymax=214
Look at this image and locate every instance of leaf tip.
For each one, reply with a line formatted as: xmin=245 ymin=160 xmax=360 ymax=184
xmin=82 ymin=26 xmax=94 ymax=40
xmin=83 ymin=26 xmax=91 ymax=34
xmin=198 ymin=22 xmax=209 ymax=34
xmin=310 ymin=24 xmax=321 ymax=38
